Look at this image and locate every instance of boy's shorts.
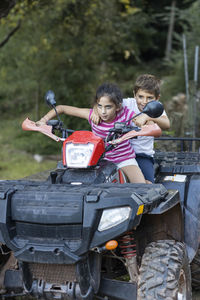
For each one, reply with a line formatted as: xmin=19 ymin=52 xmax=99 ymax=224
xmin=135 ymin=153 xmax=154 ymax=183
xmin=116 ymin=158 xmax=139 ymax=169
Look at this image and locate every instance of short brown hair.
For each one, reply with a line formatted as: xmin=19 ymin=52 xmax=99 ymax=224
xmin=133 ymin=74 xmax=161 ymax=99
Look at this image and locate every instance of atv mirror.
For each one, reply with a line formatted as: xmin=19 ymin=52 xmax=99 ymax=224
xmin=45 ymin=90 xmax=62 ymax=126
xmin=45 ymin=90 xmax=56 ymax=107
xmin=142 ymin=100 xmax=164 ymax=118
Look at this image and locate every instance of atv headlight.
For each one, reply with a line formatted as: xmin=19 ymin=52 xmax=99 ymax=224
xmin=98 ymin=206 xmax=132 ymax=232
xmin=65 ymin=143 xmax=94 ymax=168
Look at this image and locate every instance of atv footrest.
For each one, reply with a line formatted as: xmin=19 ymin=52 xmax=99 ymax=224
xmin=4 ymin=269 xmax=23 ymax=293
xmin=98 ymin=277 xmax=136 ymax=300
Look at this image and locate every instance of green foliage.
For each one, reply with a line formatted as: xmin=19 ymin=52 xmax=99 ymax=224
xmin=0 ymin=0 xmax=198 ymax=167
xmin=0 ymin=0 xmax=158 ymax=117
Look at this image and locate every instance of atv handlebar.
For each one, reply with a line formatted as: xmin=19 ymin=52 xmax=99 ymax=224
xmin=105 ymin=123 xmax=140 ymax=143
xmin=108 ymin=123 xmax=162 ymax=146
xmin=22 ymin=119 xmax=162 ymax=148
xmin=22 ymin=118 xmax=63 ymax=142
xmin=47 ymin=120 xmax=74 ymax=136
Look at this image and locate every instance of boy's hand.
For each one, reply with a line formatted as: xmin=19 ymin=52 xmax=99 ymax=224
xmin=133 ymin=114 xmax=149 ymax=127
xmin=91 ymin=105 xmax=101 ymax=124
xmin=146 ymin=120 xmax=154 ymax=125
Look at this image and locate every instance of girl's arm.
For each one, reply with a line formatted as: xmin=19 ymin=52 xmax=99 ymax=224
xmin=37 ymin=105 xmax=90 ymax=125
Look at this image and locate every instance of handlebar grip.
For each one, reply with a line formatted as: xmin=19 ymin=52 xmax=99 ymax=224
xmin=47 ymin=120 xmax=60 ymax=126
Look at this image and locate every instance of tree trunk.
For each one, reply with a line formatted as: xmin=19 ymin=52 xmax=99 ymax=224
xmin=165 ymin=0 xmax=176 ymax=60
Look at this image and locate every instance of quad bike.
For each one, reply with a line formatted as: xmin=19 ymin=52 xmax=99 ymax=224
xmin=0 ymin=92 xmax=195 ymax=299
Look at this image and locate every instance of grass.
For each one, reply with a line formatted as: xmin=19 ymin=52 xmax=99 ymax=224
xmin=0 ymin=115 xmax=59 ymax=180
xmin=0 ymin=148 xmax=57 ymax=180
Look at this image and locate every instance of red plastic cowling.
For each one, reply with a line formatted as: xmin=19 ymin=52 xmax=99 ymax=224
xmin=62 ymin=131 xmax=105 ymax=167
xmin=118 ymin=169 xmax=126 ymax=184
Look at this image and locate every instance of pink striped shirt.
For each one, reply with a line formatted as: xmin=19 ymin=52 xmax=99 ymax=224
xmin=89 ymin=106 xmax=136 ymax=164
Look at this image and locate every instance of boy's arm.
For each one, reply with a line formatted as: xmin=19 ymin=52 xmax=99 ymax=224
xmin=37 ymin=105 xmax=90 ymax=125
xmin=90 ymin=104 xmax=101 ymax=124
xmin=150 ymin=115 xmax=170 ymax=130
xmin=134 ymin=114 xmax=170 ymax=130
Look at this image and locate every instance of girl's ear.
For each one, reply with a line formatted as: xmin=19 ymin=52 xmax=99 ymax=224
xmin=116 ymin=103 xmax=122 ymax=111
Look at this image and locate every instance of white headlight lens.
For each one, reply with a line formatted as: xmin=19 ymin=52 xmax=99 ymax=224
xmin=98 ymin=206 xmax=132 ymax=232
xmin=65 ymin=143 xmax=94 ymax=168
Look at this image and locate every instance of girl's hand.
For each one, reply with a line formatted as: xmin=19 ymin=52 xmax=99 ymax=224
xmin=36 ymin=117 xmax=47 ymax=126
xmin=91 ymin=105 xmax=101 ymax=124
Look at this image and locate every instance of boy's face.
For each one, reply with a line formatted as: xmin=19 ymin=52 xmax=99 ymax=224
xmin=97 ymin=96 xmax=120 ymax=122
xmin=134 ymin=89 xmax=158 ymax=112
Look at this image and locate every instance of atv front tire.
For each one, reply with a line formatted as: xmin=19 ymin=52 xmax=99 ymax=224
xmin=137 ymin=240 xmax=191 ymax=299
xmin=191 ymin=246 xmax=200 ymax=290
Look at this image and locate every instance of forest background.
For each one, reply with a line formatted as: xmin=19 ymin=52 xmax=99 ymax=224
xmin=0 ymin=0 xmax=200 ymax=179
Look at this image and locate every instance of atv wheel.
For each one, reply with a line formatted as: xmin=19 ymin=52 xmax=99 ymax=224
xmin=137 ymin=240 xmax=191 ymax=300
xmin=191 ymin=246 xmax=200 ymax=290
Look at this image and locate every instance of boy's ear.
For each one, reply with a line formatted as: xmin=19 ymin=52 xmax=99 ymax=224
xmin=156 ymin=94 xmax=161 ymax=100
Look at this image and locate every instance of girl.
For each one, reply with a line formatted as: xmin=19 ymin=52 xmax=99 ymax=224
xmin=37 ymin=83 xmax=145 ymax=183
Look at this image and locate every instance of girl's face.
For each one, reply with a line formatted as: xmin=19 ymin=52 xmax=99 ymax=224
xmin=135 ymin=89 xmax=158 ymax=112
xmin=97 ymin=96 xmax=120 ymax=122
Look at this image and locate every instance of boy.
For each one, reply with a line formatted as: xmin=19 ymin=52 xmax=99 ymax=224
xmin=123 ymin=74 xmax=170 ymax=183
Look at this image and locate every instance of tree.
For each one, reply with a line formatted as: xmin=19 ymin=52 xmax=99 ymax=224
xmin=0 ymin=0 xmax=198 ymax=124
xmin=165 ymin=0 xmax=176 ymax=60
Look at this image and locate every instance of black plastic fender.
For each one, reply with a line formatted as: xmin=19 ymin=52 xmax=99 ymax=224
xmin=158 ymin=175 xmax=200 ymax=262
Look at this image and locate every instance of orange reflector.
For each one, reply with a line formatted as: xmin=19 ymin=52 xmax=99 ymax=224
xmin=105 ymin=240 xmax=118 ymax=250
xmin=137 ymin=204 xmax=144 ymax=215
